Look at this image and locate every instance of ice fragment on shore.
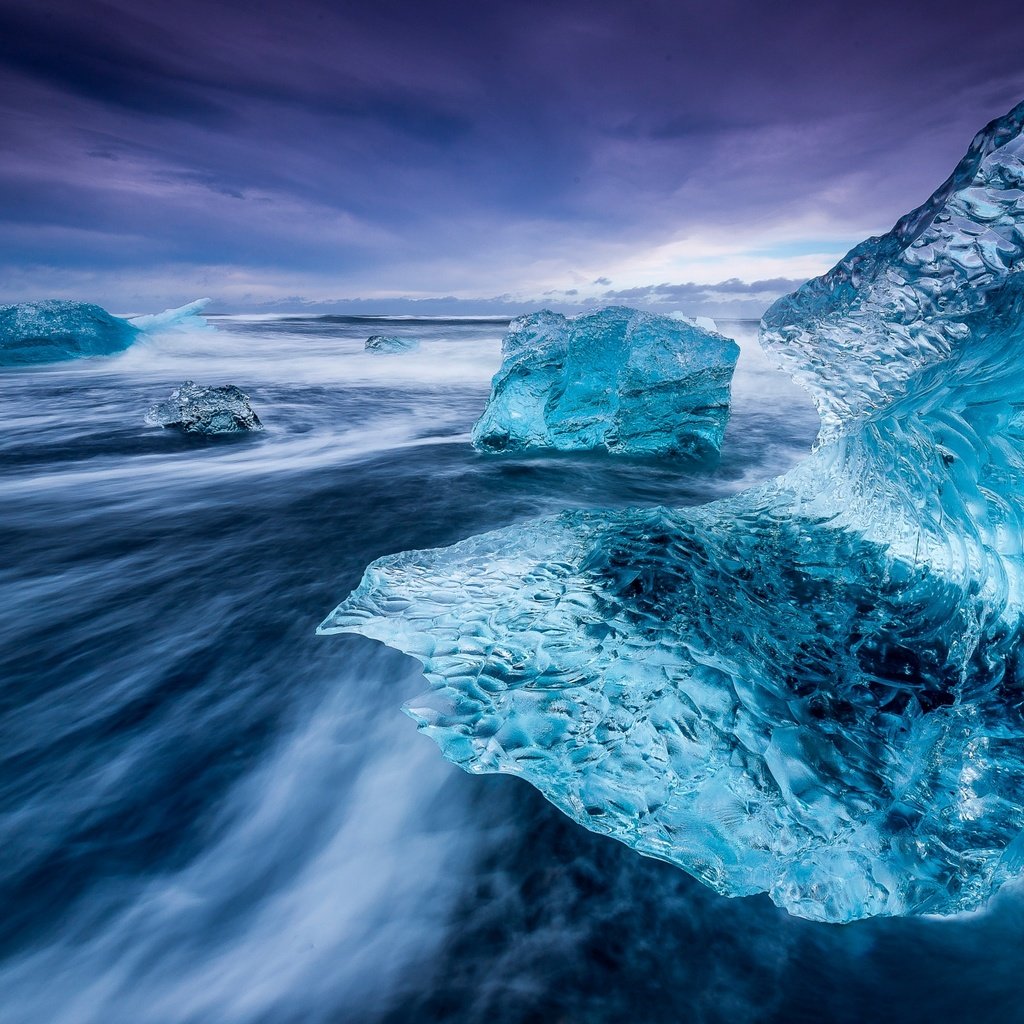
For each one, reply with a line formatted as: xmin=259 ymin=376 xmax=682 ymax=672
xmin=471 ymin=306 xmax=738 ymax=458
xmin=146 ymin=380 xmax=263 ymax=435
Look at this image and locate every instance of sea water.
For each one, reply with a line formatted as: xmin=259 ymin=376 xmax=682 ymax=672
xmin=2 ymin=315 xmax=1022 ymax=1023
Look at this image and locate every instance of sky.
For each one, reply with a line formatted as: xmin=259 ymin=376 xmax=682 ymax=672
xmin=1 ymin=0 xmax=1024 ymax=315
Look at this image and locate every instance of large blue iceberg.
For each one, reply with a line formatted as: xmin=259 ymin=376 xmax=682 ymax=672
xmin=471 ymin=307 xmax=739 ymax=458
xmin=0 ymin=298 xmax=211 ymax=366
xmin=320 ymin=101 xmax=1024 ymax=922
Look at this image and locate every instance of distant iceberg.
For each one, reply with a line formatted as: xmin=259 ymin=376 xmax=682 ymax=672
xmin=0 ymin=301 xmax=139 ymax=365
xmin=129 ymin=298 xmax=213 ymax=334
xmin=365 ymin=335 xmax=419 ymax=353
xmin=471 ymin=307 xmax=739 ymax=458
xmin=669 ymin=311 xmax=718 ymax=333
xmin=321 ymin=100 xmax=1024 ymax=923
xmin=0 ymin=298 xmax=212 ymax=366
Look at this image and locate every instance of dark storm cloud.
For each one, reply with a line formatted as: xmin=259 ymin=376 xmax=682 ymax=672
xmin=1 ymin=0 xmax=1024 ymax=309
xmin=0 ymin=5 xmax=231 ymax=123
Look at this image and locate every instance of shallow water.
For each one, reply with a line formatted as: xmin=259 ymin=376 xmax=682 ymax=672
xmin=2 ymin=316 xmax=1022 ymax=1023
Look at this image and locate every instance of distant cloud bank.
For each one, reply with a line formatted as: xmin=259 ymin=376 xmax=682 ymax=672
xmin=234 ymin=276 xmax=809 ymax=318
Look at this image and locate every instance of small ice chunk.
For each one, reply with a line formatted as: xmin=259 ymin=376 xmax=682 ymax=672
xmin=129 ymin=297 xmax=212 ymax=332
xmin=146 ymin=381 xmax=263 ymax=435
xmin=365 ymin=335 xmax=419 ymax=353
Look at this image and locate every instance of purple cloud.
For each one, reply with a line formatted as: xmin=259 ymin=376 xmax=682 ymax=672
xmin=1 ymin=0 xmax=1023 ymax=310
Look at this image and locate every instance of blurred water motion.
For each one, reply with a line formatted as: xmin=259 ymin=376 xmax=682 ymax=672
xmin=5 ymin=316 xmax=1015 ymax=1023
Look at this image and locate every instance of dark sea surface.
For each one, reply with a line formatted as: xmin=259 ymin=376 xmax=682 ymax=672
xmin=2 ymin=315 xmax=1023 ymax=1024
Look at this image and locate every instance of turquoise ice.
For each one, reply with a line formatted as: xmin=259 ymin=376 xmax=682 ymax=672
xmin=365 ymin=335 xmax=419 ymax=353
xmin=0 ymin=298 xmax=211 ymax=366
xmin=321 ymin=101 xmax=1024 ymax=922
xmin=471 ymin=307 xmax=739 ymax=458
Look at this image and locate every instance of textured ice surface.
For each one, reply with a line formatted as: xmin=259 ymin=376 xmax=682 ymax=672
xmin=762 ymin=105 xmax=1024 ymax=443
xmin=470 ymin=307 xmax=739 ymax=458
xmin=0 ymin=298 xmax=212 ymax=366
xmin=0 ymin=301 xmax=139 ymax=365
xmin=322 ymin=101 xmax=1024 ymax=922
xmin=146 ymin=381 xmax=263 ymax=435
xmin=365 ymin=335 xmax=420 ymax=353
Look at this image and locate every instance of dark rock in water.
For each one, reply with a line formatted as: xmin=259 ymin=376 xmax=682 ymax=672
xmin=145 ymin=381 xmax=263 ymax=436
xmin=0 ymin=300 xmax=140 ymax=365
xmin=365 ymin=335 xmax=419 ymax=353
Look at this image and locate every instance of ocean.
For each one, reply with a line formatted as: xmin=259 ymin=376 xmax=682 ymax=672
xmin=2 ymin=314 xmax=1022 ymax=1023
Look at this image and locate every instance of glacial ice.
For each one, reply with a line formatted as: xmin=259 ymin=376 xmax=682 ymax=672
xmin=0 ymin=298 xmax=213 ymax=366
xmin=320 ymin=100 xmax=1024 ymax=922
xmin=761 ymin=105 xmax=1024 ymax=442
xmin=471 ymin=307 xmax=739 ymax=458
xmin=146 ymin=381 xmax=263 ymax=435
xmin=129 ymin=297 xmax=213 ymax=333
xmin=365 ymin=335 xmax=419 ymax=353
xmin=670 ymin=311 xmax=719 ymax=333
xmin=0 ymin=301 xmax=139 ymax=365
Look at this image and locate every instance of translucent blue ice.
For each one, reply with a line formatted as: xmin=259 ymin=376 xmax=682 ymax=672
xmin=470 ymin=307 xmax=739 ymax=458
xmin=130 ymin=298 xmax=213 ymax=334
xmin=365 ymin=335 xmax=419 ymax=353
xmin=146 ymin=380 xmax=263 ymax=435
xmin=761 ymin=105 xmax=1024 ymax=442
xmin=0 ymin=298 xmax=212 ymax=366
xmin=0 ymin=301 xmax=139 ymax=365
xmin=670 ymin=311 xmax=718 ymax=333
xmin=321 ymin=101 xmax=1024 ymax=922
